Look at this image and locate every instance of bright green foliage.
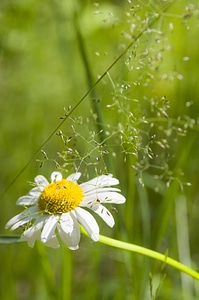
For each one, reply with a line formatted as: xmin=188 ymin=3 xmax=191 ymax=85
xmin=1 ymin=0 xmax=199 ymax=299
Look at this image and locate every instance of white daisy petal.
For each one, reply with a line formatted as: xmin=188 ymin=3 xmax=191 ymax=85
xmin=21 ymin=216 xmax=45 ymax=247
xmin=58 ymin=227 xmax=78 ymax=250
xmin=67 ymin=172 xmax=81 ymax=182
xmin=5 ymin=206 xmax=38 ymax=230
xmin=17 ymin=195 xmax=38 ymax=206
xmin=81 ymin=191 xmax=126 ymax=206
xmin=74 ymin=207 xmax=99 ymax=241
xmin=35 ymin=175 xmax=49 ymax=187
xmin=21 ymin=215 xmax=60 ymax=248
xmin=41 ymin=215 xmax=59 ymax=243
xmin=10 ymin=218 xmax=31 ymax=231
xmin=80 ymin=174 xmax=119 ymax=193
xmin=58 ymin=213 xmax=80 ymax=250
xmin=59 ymin=212 xmax=74 ymax=234
xmin=21 ymin=227 xmax=42 ymax=248
xmin=91 ymin=204 xmax=115 ymax=227
xmin=51 ymin=172 xmax=62 ymax=182
xmin=84 ymin=187 xmax=121 ymax=196
xmin=44 ymin=235 xmax=60 ymax=248
xmin=29 ymin=186 xmax=43 ymax=196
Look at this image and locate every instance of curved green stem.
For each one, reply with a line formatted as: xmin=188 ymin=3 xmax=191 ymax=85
xmin=2 ymin=232 xmax=198 ymax=280
xmin=100 ymin=235 xmax=199 ymax=280
xmin=80 ymin=228 xmax=199 ymax=280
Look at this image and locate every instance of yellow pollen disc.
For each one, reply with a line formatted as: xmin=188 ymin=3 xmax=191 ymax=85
xmin=38 ymin=179 xmax=84 ymax=214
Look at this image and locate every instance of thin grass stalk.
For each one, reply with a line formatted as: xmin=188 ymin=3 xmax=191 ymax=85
xmin=61 ymin=246 xmax=72 ymax=300
xmin=73 ymin=9 xmax=110 ymax=169
xmin=175 ymin=195 xmax=194 ymax=298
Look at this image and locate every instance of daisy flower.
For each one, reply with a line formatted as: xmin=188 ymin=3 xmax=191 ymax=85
xmin=5 ymin=172 xmax=126 ymax=250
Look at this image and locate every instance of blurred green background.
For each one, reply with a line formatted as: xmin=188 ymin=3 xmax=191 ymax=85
xmin=1 ymin=0 xmax=199 ymax=299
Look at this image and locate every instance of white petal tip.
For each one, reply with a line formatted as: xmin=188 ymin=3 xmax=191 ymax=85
xmin=109 ymin=223 xmax=115 ymax=228
xmin=91 ymin=233 xmax=99 ymax=242
xmin=67 ymin=172 xmax=81 ymax=182
xmin=69 ymin=245 xmax=79 ymax=250
xmin=51 ymin=172 xmax=62 ymax=182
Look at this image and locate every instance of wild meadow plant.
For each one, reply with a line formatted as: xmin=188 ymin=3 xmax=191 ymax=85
xmin=1 ymin=0 xmax=199 ymax=299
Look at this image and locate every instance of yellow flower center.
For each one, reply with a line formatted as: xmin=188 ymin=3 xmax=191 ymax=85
xmin=38 ymin=179 xmax=84 ymax=214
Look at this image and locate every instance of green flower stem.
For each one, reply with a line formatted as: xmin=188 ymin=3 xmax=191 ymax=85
xmin=2 ymin=232 xmax=198 ymax=280
xmin=80 ymin=228 xmax=199 ymax=280
xmin=99 ymin=235 xmax=199 ymax=280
